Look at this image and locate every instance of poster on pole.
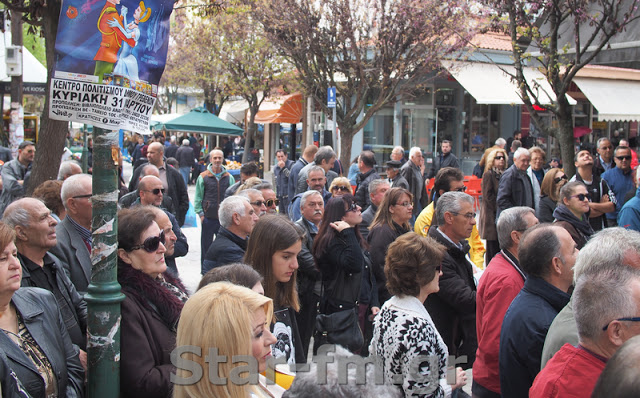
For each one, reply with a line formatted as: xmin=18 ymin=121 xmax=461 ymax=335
xmin=49 ymin=0 xmax=175 ymax=133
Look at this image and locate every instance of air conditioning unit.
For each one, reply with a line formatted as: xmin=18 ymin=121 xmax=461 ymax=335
xmin=5 ymin=45 xmax=22 ymax=77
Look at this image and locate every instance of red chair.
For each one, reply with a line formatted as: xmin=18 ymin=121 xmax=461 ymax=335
xmin=464 ymin=176 xmax=482 ymax=210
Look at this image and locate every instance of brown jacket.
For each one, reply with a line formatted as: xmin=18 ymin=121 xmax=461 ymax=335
xmin=479 ymin=170 xmax=500 ymax=240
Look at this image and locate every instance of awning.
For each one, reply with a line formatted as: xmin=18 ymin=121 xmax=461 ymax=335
xmin=254 ymin=93 xmax=304 ymax=124
xmin=160 ymin=107 xmax=244 ymax=136
xmin=572 ymin=77 xmax=640 ymax=122
xmin=442 ymin=60 xmax=576 ymax=105
xmin=219 ymin=99 xmax=248 ymax=124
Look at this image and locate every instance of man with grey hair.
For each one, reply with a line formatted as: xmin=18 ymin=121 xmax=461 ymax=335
xmin=202 ymin=195 xmax=258 ymax=274
xmin=175 ymin=138 xmax=195 ymax=185
xmin=531 ymin=266 xmax=640 ymax=396
xmin=473 ymin=207 xmax=539 ymax=398
xmin=4 ymin=197 xmax=88 ymax=364
xmin=237 ymin=188 xmax=267 ymax=217
xmin=359 ymin=178 xmax=390 ymax=239
xmin=57 ymin=160 xmax=82 ymax=180
xmin=400 ymin=146 xmax=425 ymax=216
xmin=295 ymin=145 xmax=338 ymax=195
xmin=425 ymin=191 xmax=477 ymax=369
xmin=495 ymin=137 xmax=507 ymax=149
xmin=289 ymin=166 xmax=332 ymax=222
xmin=390 ymin=145 xmax=406 ymax=164
xmin=541 ymin=227 xmax=640 ymax=367
xmin=354 ymin=150 xmax=380 ymax=210
xmin=496 ymin=147 xmax=534 ymax=219
xmin=49 ymin=174 xmax=93 ymax=295
xmin=254 ymin=182 xmax=278 ymax=214
xmin=295 ymin=189 xmax=324 ymax=355
xmin=593 ymin=137 xmax=614 ymax=176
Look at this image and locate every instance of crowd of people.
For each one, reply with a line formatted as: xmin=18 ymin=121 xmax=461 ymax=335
xmin=0 ymin=129 xmax=639 ymax=397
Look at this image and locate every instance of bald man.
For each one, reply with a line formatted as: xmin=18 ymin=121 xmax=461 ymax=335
xmin=138 ymin=176 xmax=166 ymax=207
xmin=119 ymin=165 xmax=174 ymax=211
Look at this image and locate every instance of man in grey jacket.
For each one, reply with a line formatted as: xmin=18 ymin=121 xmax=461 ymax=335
xmin=0 ymin=141 xmax=35 ymax=216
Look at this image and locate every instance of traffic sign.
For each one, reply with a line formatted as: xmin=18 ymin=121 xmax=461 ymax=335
xmin=327 ymin=87 xmax=336 ymax=108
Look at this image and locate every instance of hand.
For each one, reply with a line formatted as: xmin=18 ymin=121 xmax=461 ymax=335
xmin=330 ymin=220 xmax=351 ymax=232
xmin=370 ymin=307 xmax=380 ymax=317
xmin=277 ymin=159 xmax=285 ymax=169
xmin=120 ymin=5 xmax=128 ymax=16
xmin=107 ymin=19 xmax=120 ymax=28
xmin=600 ymin=194 xmax=610 ymax=203
xmin=17 ymin=179 xmax=24 ymax=186
xmin=78 ymin=349 xmax=88 ymax=371
xmin=452 ymin=367 xmax=467 ymax=390
xmin=199 ymin=215 xmax=204 ymax=223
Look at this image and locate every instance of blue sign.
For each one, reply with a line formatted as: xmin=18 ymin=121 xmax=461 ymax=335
xmin=327 ymin=86 xmax=336 ymax=108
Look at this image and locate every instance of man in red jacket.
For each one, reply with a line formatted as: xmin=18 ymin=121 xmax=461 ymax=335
xmin=473 ymin=206 xmax=538 ymax=398
xmin=530 ymin=265 xmax=640 ymax=397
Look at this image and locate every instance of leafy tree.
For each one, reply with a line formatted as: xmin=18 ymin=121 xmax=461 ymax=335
xmin=482 ymin=0 xmax=640 ymax=177
xmin=252 ymin=0 xmax=473 ymax=167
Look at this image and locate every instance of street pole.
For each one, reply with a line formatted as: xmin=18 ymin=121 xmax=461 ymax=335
xmin=85 ymin=126 xmax=124 ymax=398
xmin=10 ymin=9 xmax=22 ymax=107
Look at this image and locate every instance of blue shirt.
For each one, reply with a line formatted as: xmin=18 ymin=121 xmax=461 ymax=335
xmin=602 ymin=167 xmax=635 ymax=220
xmin=618 ymin=187 xmax=640 ymax=231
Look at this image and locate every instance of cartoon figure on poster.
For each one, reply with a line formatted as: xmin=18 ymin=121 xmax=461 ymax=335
xmin=93 ymin=0 xmax=135 ymax=82
xmin=107 ymin=2 xmax=152 ymax=83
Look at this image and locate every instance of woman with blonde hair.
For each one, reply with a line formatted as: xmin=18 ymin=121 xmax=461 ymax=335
xmin=329 ymin=177 xmax=352 ymax=197
xmin=174 ymin=282 xmax=278 ymax=398
xmin=478 ymin=147 xmax=508 ymax=262
xmin=537 ymin=167 xmax=568 ymax=223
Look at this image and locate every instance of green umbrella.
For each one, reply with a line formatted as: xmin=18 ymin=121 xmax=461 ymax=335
xmin=160 ymin=107 xmax=244 ymax=136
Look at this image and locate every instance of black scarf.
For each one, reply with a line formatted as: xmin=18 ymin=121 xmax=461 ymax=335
xmin=553 ymin=204 xmax=594 ymax=241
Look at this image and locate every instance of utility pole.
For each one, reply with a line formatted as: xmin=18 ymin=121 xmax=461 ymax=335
xmin=9 ymin=9 xmax=22 ymax=106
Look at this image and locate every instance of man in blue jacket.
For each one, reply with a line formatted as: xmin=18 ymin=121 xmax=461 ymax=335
xmin=499 ymin=224 xmax=577 ymax=398
xmin=602 ymin=146 xmax=635 ymax=227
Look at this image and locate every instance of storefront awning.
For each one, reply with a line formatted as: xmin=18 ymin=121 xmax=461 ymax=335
xmin=219 ymin=99 xmax=249 ymax=124
xmin=254 ymin=93 xmax=304 ymax=124
xmin=572 ymin=77 xmax=640 ymax=122
xmin=442 ymin=60 xmax=576 ymax=106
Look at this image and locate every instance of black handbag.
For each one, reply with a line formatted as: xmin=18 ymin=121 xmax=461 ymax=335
xmin=314 ymin=306 xmax=363 ymax=353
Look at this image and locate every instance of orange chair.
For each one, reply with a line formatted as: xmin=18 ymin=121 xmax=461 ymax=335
xmin=464 ymin=176 xmax=482 ymax=210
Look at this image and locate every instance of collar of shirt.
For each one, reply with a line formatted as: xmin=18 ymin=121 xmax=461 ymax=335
xmin=304 ymin=218 xmax=319 ymax=234
xmin=436 ymin=227 xmax=463 ymax=250
xmin=67 ymin=216 xmax=92 ymax=245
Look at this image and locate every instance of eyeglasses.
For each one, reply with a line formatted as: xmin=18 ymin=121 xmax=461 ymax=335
xmin=616 ymin=155 xmax=632 ymax=161
xmin=603 ymin=317 xmax=640 ymax=331
xmin=129 ymin=231 xmax=165 ymax=253
xmin=72 ymin=194 xmax=92 ymax=200
xmin=451 ymin=212 xmax=476 ymax=220
xmin=553 ymin=175 xmax=568 ymax=184
xmin=142 ymin=188 xmax=165 ymax=195
xmin=454 ymin=186 xmax=467 ymax=192
xmin=571 ymin=193 xmax=591 ymax=201
xmin=346 ymin=202 xmax=359 ymax=212
xmin=332 ymin=186 xmax=351 ymax=192
xmin=494 ymin=156 xmax=505 ymax=160
xmin=599 ymin=146 xmax=613 ymax=150
xmin=250 ymin=200 xmax=266 ymax=207
xmin=265 ymin=199 xmax=279 ymax=207
xmin=394 ymin=201 xmax=413 ymax=208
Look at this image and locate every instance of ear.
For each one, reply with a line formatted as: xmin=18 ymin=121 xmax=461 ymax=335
xmin=438 ymin=189 xmax=446 ymax=197
xmin=510 ymin=230 xmax=521 ymax=246
xmin=232 ymin=213 xmax=241 ymax=226
xmin=443 ymin=211 xmax=454 ymax=225
xmin=118 ymin=248 xmax=133 ymax=265
xmin=551 ymin=256 xmax=563 ymax=276
xmin=606 ymin=321 xmax=626 ymax=347
xmin=14 ymin=225 xmax=28 ymax=242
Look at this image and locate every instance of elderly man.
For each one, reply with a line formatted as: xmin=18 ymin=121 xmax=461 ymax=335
xmin=274 ymin=149 xmax=294 ymax=214
xmin=425 ymin=191 xmax=478 ymax=369
xmin=499 ymin=225 xmax=577 ymax=398
xmin=295 ymin=190 xmax=324 ymax=355
xmin=386 ymin=160 xmax=408 ymax=190
xmin=427 ymin=139 xmax=460 ymax=179
xmin=165 ymin=135 xmax=179 ymax=159
xmin=602 ymin=146 xmax=635 ymax=227
xmin=593 ymin=137 xmax=615 ymax=176
xmin=57 ymin=160 xmax=82 ymax=181
xmin=541 ymin=227 xmax=640 ymax=366
xmin=359 ymin=179 xmax=390 ymax=239
xmin=496 ymin=147 xmax=534 ymax=220
xmin=400 ymin=146 xmax=425 ymax=216
xmin=390 ymin=145 xmax=405 ymax=164
xmin=3 ymin=198 xmax=88 ymax=357
xmin=289 ymin=166 xmax=332 ymax=222
xmin=49 ymin=174 xmax=93 ymax=296
xmin=495 ymin=138 xmax=507 ymax=149
xmin=128 ymin=142 xmax=189 ymax=225
xmin=202 ymin=196 xmax=259 ymax=274
xmin=295 ymin=146 xmax=338 ymax=195
xmin=473 ymin=207 xmax=539 ymax=398
xmin=0 ymin=141 xmax=35 ymax=215
xmin=195 ymin=149 xmax=235 ymax=269
xmin=238 ymin=188 xmax=268 ymax=217
xmin=354 ymin=150 xmax=380 ymax=210
xmin=255 ymin=182 xmax=278 ymax=214
xmin=175 ymin=139 xmax=195 ymax=185
xmin=571 ymin=149 xmax=615 ymax=231
xmin=530 ymin=266 xmax=640 ymax=397
xmin=136 ymin=176 xmax=167 ymax=207
xmin=527 ymin=146 xmax=547 ymax=212
xmin=288 ymin=145 xmax=318 ymax=201
xmin=149 ymin=206 xmax=188 ymax=276
xmin=119 ymin=164 xmax=174 ymax=211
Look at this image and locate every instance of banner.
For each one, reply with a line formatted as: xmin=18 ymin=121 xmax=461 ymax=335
xmin=50 ymin=0 xmax=175 ymax=133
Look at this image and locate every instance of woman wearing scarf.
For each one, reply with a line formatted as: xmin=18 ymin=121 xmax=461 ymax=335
xmin=553 ymin=181 xmax=595 ymax=249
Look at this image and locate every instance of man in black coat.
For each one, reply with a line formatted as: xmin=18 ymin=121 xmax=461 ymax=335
xmin=175 ymin=139 xmax=195 ymax=186
xmin=427 ymin=140 xmax=460 ymax=179
xmin=496 ymin=147 xmax=534 ymax=220
xmin=128 ymin=142 xmax=189 ymax=226
xmin=165 ymin=135 xmax=179 ymax=159
xmin=400 ymin=146 xmax=426 ymax=216
xmin=354 ymin=150 xmax=380 ymax=211
xmin=425 ymin=191 xmax=477 ymax=369
xmin=359 ymin=179 xmax=390 ymax=240
xmin=386 ymin=160 xmax=409 ymax=189
xmin=203 ymin=196 xmax=259 ymax=273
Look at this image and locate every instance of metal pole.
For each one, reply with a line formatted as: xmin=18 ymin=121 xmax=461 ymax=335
xmin=332 ymin=106 xmax=337 ymax=150
xmin=81 ymin=126 xmax=88 ymax=173
xmin=85 ymin=126 xmax=125 ymax=398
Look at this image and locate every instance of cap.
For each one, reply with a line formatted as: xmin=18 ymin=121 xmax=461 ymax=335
xmin=386 ymin=160 xmax=402 ymax=168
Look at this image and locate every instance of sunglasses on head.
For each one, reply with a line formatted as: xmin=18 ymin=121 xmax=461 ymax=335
xmin=571 ymin=193 xmax=591 ymax=201
xmin=129 ymin=231 xmax=165 ymax=253
xmin=554 ymin=175 xmax=568 ymax=184
xmin=143 ymin=188 xmax=165 ymax=195
xmin=265 ymin=199 xmax=279 ymax=207
xmin=332 ymin=186 xmax=351 ymax=192
xmin=616 ymin=155 xmax=632 ymax=161
xmin=346 ymin=202 xmax=358 ymax=212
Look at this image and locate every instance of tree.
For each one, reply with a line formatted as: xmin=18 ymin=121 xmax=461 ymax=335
xmin=482 ymin=0 xmax=640 ymax=177
xmin=252 ymin=0 xmax=473 ymax=167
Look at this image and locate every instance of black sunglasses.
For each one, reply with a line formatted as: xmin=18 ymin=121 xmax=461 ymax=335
xmin=346 ymin=202 xmax=358 ymax=212
xmin=494 ymin=156 xmax=505 ymax=160
xmin=454 ymin=186 xmax=467 ymax=192
xmin=332 ymin=186 xmax=351 ymax=192
xmin=250 ymin=200 xmax=266 ymax=207
xmin=129 ymin=231 xmax=165 ymax=253
xmin=603 ymin=316 xmax=640 ymax=331
xmin=571 ymin=193 xmax=591 ymax=201
xmin=553 ymin=175 xmax=568 ymax=184
xmin=143 ymin=188 xmax=165 ymax=195
xmin=616 ymin=155 xmax=632 ymax=161
xmin=265 ymin=199 xmax=279 ymax=207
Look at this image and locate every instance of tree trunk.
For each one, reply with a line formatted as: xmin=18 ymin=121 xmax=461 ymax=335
xmin=556 ymin=100 xmax=576 ymax=178
xmin=241 ymin=106 xmax=257 ymax=164
xmin=339 ymin=127 xmax=354 ymax=174
xmin=26 ymin=0 xmax=67 ymax=195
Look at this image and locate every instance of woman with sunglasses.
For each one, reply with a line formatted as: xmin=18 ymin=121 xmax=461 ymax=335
xmin=537 ymin=167 xmax=568 ymax=223
xmin=553 ymin=181 xmax=594 ymax=249
xmin=479 ymin=147 xmax=508 ymax=263
xmin=117 ymin=206 xmax=189 ymax=398
xmin=329 ymin=177 xmax=353 ymax=197
xmin=370 ymin=232 xmax=467 ymax=397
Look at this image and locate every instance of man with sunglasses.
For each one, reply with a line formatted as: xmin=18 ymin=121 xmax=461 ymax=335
xmin=255 ymin=182 xmax=278 ymax=215
xmin=238 ymin=189 xmax=268 ymax=218
xmin=571 ymin=149 xmax=615 ymax=231
xmin=602 ymin=146 xmax=635 ymax=227
xmin=137 ymin=176 xmax=167 ymax=208
xmin=119 ymin=164 xmax=174 ymax=211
